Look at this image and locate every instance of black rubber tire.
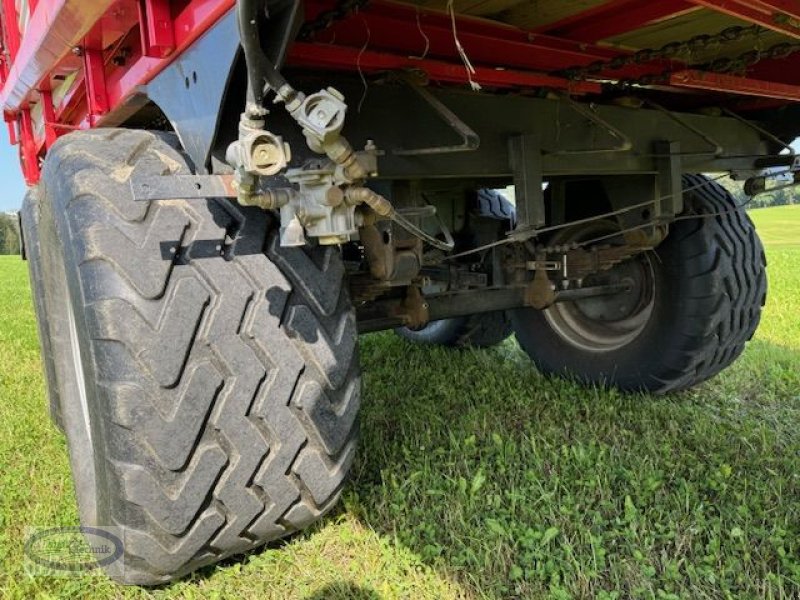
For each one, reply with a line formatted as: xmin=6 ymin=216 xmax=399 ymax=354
xmin=396 ymin=189 xmax=514 ymax=348
xmin=20 ymin=189 xmax=63 ymax=431
xmin=512 ymin=174 xmax=767 ymax=394
xmin=35 ymin=129 xmax=360 ymax=584
xmin=476 ymin=187 xmax=515 ymax=223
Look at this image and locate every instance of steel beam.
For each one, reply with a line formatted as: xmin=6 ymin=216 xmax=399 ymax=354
xmin=538 ymin=0 xmax=700 ymax=43
xmin=689 ymin=0 xmax=800 ymax=38
xmin=139 ymin=0 xmax=176 ymax=58
xmin=0 ymin=0 xmax=21 ymax=60
xmin=670 ymin=69 xmax=800 ymax=101
xmin=288 ymin=43 xmax=602 ymax=94
xmin=306 ymin=0 xmax=675 ymax=80
xmin=509 ymin=134 xmax=545 ymax=229
xmin=83 ymin=24 xmax=109 ymax=123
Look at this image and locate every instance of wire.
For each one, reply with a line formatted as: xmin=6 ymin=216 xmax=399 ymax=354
xmin=412 ymin=5 xmax=430 ymax=60
xmin=356 ymin=16 xmax=371 ymax=113
xmin=441 ymin=173 xmax=766 ymax=262
xmin=391 ymin=211 xmax=455 ymax=252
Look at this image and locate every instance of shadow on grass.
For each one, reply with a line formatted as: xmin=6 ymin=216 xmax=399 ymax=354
xmin=305 ymin=582 xmax=381 ymax=600
xmin=344 ymin=332 xmax=800 ymax=598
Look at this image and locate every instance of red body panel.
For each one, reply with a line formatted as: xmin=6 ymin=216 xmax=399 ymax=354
xmin=2 ymin=0 xmax=800 ymax=183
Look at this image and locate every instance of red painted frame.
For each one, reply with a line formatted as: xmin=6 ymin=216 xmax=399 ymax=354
xmin=2 ymin=0 xmax=800 ymax=184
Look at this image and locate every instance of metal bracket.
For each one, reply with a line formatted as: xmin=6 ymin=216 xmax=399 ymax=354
xmin=654 ymin=140 xmax=684 ymax=217
xmin=646 ymin=100 xmax=723 ymax=157
xmin=131 ymin=175 xmax=238 ymax=201
xmin=547 ymin=93 xmax=633 ymax=156
xmin=722 ymin=108 xmax=795 ymax=161
xmin=393 ymin=80 xmax=480 ymax=156
xmin=509 ymin=134 xmax=546 ymax=230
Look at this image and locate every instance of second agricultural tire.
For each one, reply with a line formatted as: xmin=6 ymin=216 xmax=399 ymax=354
xmin=396 ymin=189 xmax=514 ymax=348
xmin=512 ymin=174 xmax=767 ymax=394
xmin=31 ymin=129 xmax=361 ymax=584
xmin=19 ymin=189 xmax=63 ymax=431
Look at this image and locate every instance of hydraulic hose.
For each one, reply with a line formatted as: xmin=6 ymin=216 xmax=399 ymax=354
xmin=237 ymin=0 xmax=291 ymax=107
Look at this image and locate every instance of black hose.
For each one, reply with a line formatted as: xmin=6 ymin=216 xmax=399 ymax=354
xmin=237 ymin=0 xmax=290 ymax=107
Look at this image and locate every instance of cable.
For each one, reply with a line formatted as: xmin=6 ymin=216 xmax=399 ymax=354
xmin=441 ymin=173 xmax=761 ymax=262
xmin=237 ymin=0 xmax=290 ymax=106
xmin=392 ymin=211 xmax=455 ymax=252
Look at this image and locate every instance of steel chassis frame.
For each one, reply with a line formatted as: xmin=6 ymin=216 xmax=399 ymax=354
xmin=2 ymin=0 xmax=800 ymax=186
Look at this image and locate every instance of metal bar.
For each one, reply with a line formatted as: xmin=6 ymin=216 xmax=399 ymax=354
xmin=393 ymin=79 xmax=479 ymax=156
xmin=670 ymin=69 xmax=800 ymax=101
xmin=356 ymin=281 xmax=633 ymax=333
xmin=40 ymin=88 xmax=58 ymax=148
xmin=721 ymin=107 xmax=795 ymax=157
xmin=689 ymin=0 xmax=800 ymax=38
xmin=555 ymin=282 xmax=631 ymax=302
xmin=19 ymin=108 xmax=39 ymax=183
xmin=82 ymin=24 xmax=108 ymax=123
xmin=138 ymin=0 xmax=176 ymax=58
xmin=539 ymin=0 xmax=699 ymax=43
xmin=130 ymin=174 xmax=238 ymax=201
xmin=288 ymin=43 xmax=602 ymax=94
xmin=646 ymin=100 xmax=723 ymax=156
xmin=547 ymin=94 xmax=633 ymax=155
xmin=0 ymin=0 xmax=21 ymax=59
xmin=509 ymin=134 xmax=545 ymax=229
xmin=654 ymin=141 xmax=684 ymax=217
xmin=357 ymin=286 xmax=527 ymax=333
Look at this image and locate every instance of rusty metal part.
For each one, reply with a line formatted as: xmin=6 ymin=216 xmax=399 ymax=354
xmin=356 ymin=279 xmax=637 ymax=332
xmin=525 ymin=266 xmax=557 ymax=310
xmin=360 ymin=220 xmax=423 ymax=282
xmin=397 ymin=286 xmax=430 ymax=329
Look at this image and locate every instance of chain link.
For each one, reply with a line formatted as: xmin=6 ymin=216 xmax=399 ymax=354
xmin=554 ymin=24 xmax=800 ymax=88
xmin=556 ymin=25 xmax=764 ymax=80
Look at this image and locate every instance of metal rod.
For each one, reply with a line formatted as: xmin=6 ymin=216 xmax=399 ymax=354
xmin=393 ymin=77 xmax=481 ymax=156
xmin=546 ymin=93 xmax=633 ymax=156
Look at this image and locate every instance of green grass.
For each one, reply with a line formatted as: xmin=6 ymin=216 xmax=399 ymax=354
xmin=1 ymin=207 xmax=799 ymax=599
xmin=749 ymin=204 xmax=800 ymax=247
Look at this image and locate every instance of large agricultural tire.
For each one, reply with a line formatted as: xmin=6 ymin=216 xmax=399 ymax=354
xmin=34 ymin=129 xmax=360 ymax=584
xmin=20 ymin=189 xmax=63 ymax=431
xmin=396 ymin=189 xmax=514 ymax=348
xmin=512 ymin=174 xmax=767 ymax=394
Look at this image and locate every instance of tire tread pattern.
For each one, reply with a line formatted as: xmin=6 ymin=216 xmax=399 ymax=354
xmin=41 ymin=129 xmax=360 ymax=584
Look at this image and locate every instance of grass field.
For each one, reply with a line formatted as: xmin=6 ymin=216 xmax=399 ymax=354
xmin=0 ymin=207 xmax=798 ymax=599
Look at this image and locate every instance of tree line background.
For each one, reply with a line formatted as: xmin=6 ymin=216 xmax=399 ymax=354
xmin=0 ymin=213 xmax=20 ymax=255
xmin=718 ymin=174 xmax=800 ymax=209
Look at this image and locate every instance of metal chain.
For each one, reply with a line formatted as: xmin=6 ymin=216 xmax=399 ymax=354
xmin=617 ymin=40 xmax=800 ymax=89
xmin=298 ymin=0 xmax=371 ymax=40
xmin=555 ymin=24 xmax=765 ymax=80
xmin=554 ymin=23 xmax=800 ymax=88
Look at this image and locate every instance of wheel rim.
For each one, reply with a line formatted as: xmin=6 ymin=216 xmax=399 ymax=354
xmin=543 ymin=221 xmax=656 ymax=353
